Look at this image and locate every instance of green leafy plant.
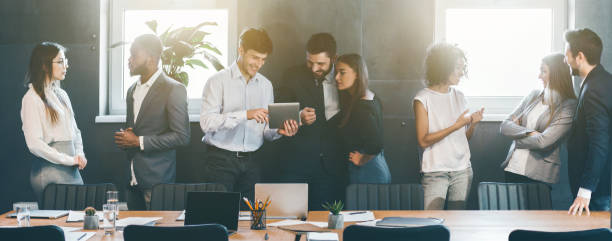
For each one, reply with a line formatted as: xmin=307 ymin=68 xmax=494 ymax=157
xmin=84 ymin=207 xmax=96 ymax=216
xmin=112 ymin=20 xmax=225 ymax=86
xmin=322 ymin=200 xmax=344 ymax=215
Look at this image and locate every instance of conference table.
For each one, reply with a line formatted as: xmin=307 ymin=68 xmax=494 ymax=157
xmin=1 ymin=210 xmax=610 ymax=241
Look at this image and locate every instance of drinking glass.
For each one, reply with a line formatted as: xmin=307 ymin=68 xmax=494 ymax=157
xmin=102 ymin=204 xmax=117 ymax=235
xmin=16 ymin=207 xmax=30 ymax=227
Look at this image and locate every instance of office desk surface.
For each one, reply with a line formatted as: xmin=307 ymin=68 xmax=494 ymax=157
xmin=1 ymin=210 xmax=609 ymax=241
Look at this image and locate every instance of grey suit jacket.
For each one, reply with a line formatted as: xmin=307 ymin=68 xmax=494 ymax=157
xmin=125 ymin=73 xmax=190 ymax=189
xmin=500 ymin=89 xmax=576 ymax=184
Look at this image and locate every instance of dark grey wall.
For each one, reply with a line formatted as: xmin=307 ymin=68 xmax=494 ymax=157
xmin=2 ymin=0 xmax=609 ymax=212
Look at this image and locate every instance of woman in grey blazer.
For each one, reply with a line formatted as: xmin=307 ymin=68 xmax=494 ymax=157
xmin=500 ymin=53 xmax=577 ymax=184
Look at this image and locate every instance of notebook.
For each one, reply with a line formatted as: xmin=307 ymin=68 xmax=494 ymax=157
xmin=185 ymin=191 xmax=240 ymax=234
xmin=6 ymin=210 xmax=69 ymax=219
xmin=375 ymin=217 xmax=444 ymax=227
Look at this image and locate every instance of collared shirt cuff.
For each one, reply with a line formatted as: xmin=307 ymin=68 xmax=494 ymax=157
xmin=227 ymin=110 xmax=247 ymax=121
xmin=577 ymin=187 xmax=592 ymax=199
xmin=139 ymin=136 xmax=144 ymax=151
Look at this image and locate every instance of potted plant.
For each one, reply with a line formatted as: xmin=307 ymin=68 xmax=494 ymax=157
xmin=83 ymin=207 xmax=99 ymax=230
xmin=322 ymin=200 xmax=344 ymax=229
xmin=111 ymin=20 xmax=224 ymax=86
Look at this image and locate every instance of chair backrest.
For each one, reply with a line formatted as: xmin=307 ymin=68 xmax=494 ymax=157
xmin=477 ymin=182 xmax=552 ymax=210
xmin=0 ymin=225 xmax=64 ymax=241
xmin=123 ymin=224 xmax=228 ymax=241
xmin=42 ymin=183 xmax=117 ymax=210
xmin=343 ymin=224 xmax=450 ymax=241
xmin=509 ymin=228 xmax=612 ymax=241
xmin=150 ymin=183 xmax=227 ymax=211
xmin=345 ymin=184 xmax=424 ymax=210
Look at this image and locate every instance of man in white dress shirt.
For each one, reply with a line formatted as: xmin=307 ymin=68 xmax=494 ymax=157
xmin=114 ymin=34 xmax=190 ymax=210
xmin=199 ymin=28 xmax=298 ymax=201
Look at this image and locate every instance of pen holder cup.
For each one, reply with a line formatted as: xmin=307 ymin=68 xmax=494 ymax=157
xmin=250 ymin=209 xmax=266 ymax=230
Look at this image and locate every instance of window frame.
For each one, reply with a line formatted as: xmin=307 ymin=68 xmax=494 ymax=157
xmin=434 ymin=0 xmax=567 ymax=121
xmin=103 ymin=0 xmax=237 ymax=119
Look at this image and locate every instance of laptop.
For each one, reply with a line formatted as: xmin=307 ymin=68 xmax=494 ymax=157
xmin=255 ymin=183 xmax=308 ymax=219
xmin=185 ymin=192 xmax=240 ymax=234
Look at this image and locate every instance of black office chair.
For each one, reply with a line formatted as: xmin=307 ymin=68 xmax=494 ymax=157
xmin=42 ymin=183 xmax=117 ymax=210
xmin=509 ymin=228 xmax=612 ymax=241
xmin=150 ymin=183 xmax=227 ymax=210
xmin=123 ymin=224 xmax=228 ymax=241
xmin=345 ymin=184 xmax=424 ymax=210
xmin=478 ymin=182 xmax=552 ymax=210
xmin=0 ymin=225 xmax=64 ymax=241
xmin=343 ymin=224 xmax=450 ymax=241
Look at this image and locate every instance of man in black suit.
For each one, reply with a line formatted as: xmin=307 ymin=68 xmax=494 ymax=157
xmin=114 ymin=34 xmax=191 ymax=210
xmin=565 ymin=28 xmax=612 ymax=215
xmin=276 ymin=33 xmax=347 ymax=210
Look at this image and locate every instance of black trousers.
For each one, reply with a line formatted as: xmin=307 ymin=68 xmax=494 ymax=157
xmin=504 ymin=171 xmax=545 ymax=185
xmin=200 ymin=146 xmax=260 ymax=206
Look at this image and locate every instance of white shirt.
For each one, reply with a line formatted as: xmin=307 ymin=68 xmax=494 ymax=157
xmin=505 ymin=101 xmax=549 ymax=176
xmin=413 ymin=87 xmax=471 ymax=173
xmin=21 ymin=81 xmax=84 ymax=166
xmin=318 ymin=69 xmax=340 ymax=120
xmin=130 ymin=68 xmax=162 ymax=186
xmin=200 ymin=62 xmax=281 ymax=152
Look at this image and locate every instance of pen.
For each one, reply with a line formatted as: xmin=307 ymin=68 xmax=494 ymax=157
xmin=242 ymin=197 xmax=254 ymax=210
xmin=77 ymin=233 xmax=87 ymax=241
xmin=349 ymin=211 xmax=367 ymax=215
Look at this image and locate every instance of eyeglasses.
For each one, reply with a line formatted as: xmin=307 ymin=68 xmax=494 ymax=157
xmin=52 ymin=59 xmax=69 ymax=67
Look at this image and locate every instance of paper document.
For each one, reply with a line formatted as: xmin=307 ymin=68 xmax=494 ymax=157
xmin=340 ymin=211 xmax=375 ymax=222
xmin=268 ymin=219 xmax=327 ymax=228
xmin=307 ymin=232 xmax=339 ymax=241
xmin=60 ymin=226 xmax=81 ymax=232
xmin=176 ymin=210 xmax=185 ymax=221
xmin=65 ymin=232 xmax=95 ymax=241
xmin=66 ymin=211 xmax=103 ymax=222
xmin=115 ymin=217 xmax=162 ymax=228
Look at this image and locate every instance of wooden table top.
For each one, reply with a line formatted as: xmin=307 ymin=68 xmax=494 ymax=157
xmin=1 ymin=210 xmax=609 ymax=241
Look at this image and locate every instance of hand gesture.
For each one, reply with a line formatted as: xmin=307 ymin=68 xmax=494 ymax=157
xmin=349 ymin=151 xmax=364 ymax=166
xmin=300 ymin=107 xmax=316 ymax=126
xmin=278 ymin=120 xmax=299 ymax=137
xmin=114 ymin=127 xmax=140 ymax=148
xmin=247 ymin=108 xmax=269 ymax=124
xmin=455 ymin=109 xmax=472 ymax=127
xmin=75 ymin=155 xmax=87 ymax=170
xmin=470 ymin=108 xmax=485 ymax=124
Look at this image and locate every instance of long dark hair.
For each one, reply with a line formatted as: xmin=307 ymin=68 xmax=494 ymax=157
xmin=25 ymin=42 xmax=67 ymax=124
xmin=337 ymin=54 xmax=368 ymax=128
xmin=541 ymin=53 xmax=577 ymax=127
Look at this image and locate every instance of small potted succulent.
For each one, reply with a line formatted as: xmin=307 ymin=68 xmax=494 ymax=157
xmin=322 ymin=200 xmax=344 ymax=229
xmin=83 ymin=207 xmax=99 ymax=230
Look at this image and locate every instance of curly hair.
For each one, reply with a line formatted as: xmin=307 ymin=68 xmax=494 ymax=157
xmin=423 ymin=43 xmax=466 ymax=87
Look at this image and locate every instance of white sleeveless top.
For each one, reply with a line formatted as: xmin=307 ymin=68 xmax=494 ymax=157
xmin=413 ymin=87 xmax=471 ymax=173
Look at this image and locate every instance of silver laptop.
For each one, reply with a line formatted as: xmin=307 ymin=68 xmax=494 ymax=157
xmin=255 ymin=183 xmax=308 ymax=219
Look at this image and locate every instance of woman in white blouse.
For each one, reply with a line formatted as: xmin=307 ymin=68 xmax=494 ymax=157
xmin=500 ymin=53 xmax=577 ymax=184
xmin=21 ymin=42 xmax=87 ymax=201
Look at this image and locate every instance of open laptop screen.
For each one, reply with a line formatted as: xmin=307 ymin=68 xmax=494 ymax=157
xmin=185 ymin=191 xmax=240 ymax=232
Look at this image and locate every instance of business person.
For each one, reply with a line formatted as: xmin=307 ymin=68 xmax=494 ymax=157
xmin=199 ymin=28 xmax=298 ymax=201
xmin=564 ymin=28 xmax=612 ymax=215
xmin=114 ymin=34 xmax=190 ymax=210
xmin=413 ymin=43 xmax=483 ymax=210
xmin=276 ymin=33 xmax=347 ymax=209
xmin=500 ymin=53 xmax=577 ymax=184
xmin=335 ymin=54 xmax=390 ymax=184
xmin=21 ymin=42 xmax=87 ymax=202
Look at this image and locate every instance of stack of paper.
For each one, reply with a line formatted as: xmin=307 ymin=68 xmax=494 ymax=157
xmin=66 ymin=211 xmax=103 ymax=222
xmin=176 ymin=210 xmax=185 ymax=221
xmin=307 ymin=232 xmax=339 ymax=241
xmin=64 ymin=232 xmax=95 ymax=241
xmin=115 ymin=217 xmax=162 ymax=230
xmin=268 ymin=219 xmax=327 ymax=228
xmin=340 ymin=211 xmax=375 ymax=222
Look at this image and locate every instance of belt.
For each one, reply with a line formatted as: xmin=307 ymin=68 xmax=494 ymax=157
xmin=206 ymin=145 xmax=253 ymax=158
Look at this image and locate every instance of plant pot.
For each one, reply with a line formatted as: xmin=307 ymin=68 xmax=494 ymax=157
xmin=328 ymin=214 xmax=344 ymax=229
xmin=83 ymin=215 xmax=99 ymax=230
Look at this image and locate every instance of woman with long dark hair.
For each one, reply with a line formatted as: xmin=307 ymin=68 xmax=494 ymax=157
xmin=335 ymin=54 xmax=391 ymax=184
xmin=21 ymin=42 xmax=87 ymax=201
xmin=500 ymin=53 xmax=577 ymax=184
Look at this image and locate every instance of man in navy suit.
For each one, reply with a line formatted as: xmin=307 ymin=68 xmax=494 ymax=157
xmin=565 ymin=28 xmax=612 ymax=215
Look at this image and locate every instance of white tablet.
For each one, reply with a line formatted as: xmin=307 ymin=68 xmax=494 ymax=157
xmin=268 ymin=102 xmax=300 ymax=129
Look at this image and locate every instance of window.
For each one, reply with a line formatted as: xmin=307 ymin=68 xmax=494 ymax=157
xmin=435 ymin=0 xmax=567 ymax=120
xmin=103 ymin=0 xmax=237 ymax=119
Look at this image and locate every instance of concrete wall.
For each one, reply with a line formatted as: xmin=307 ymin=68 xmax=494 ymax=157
xmin=2 ymin=0 xmax=609 ymax=212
